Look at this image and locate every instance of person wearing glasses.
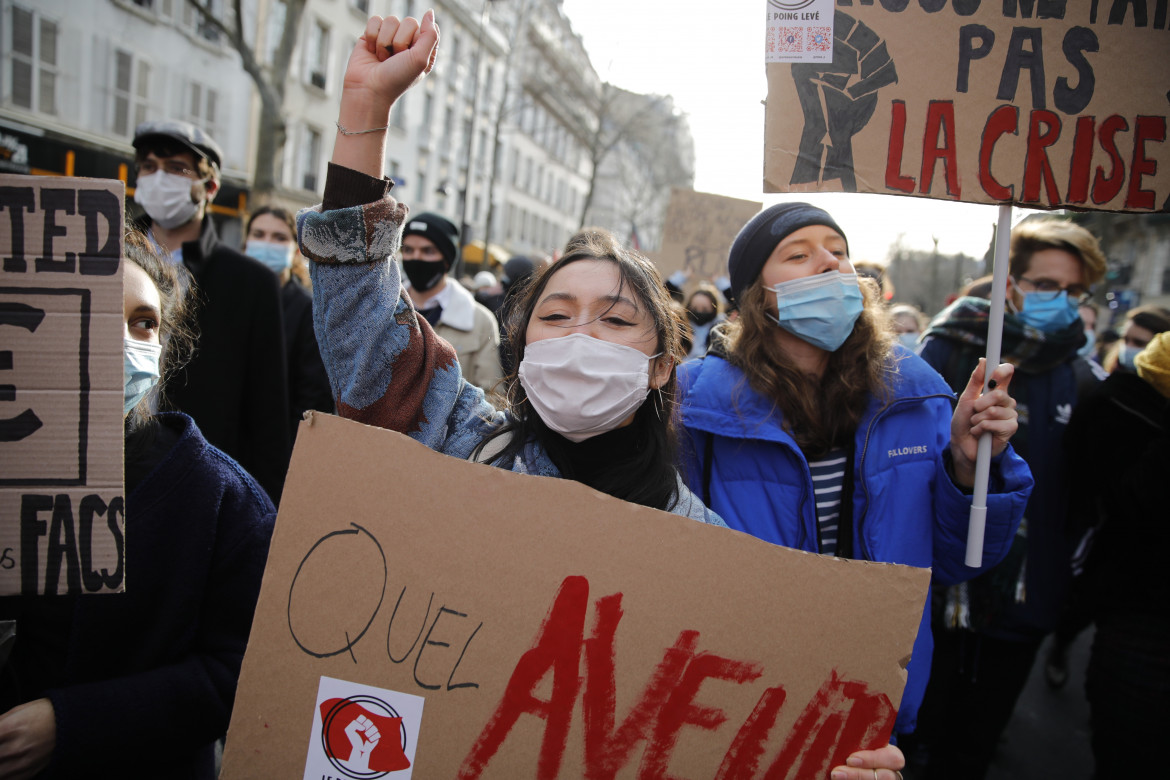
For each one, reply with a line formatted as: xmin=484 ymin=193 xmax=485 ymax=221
xmin=910 ymin=217 xmax=1108 ymax=779
xmin=131 ymin=120 xmax=290 ymax=504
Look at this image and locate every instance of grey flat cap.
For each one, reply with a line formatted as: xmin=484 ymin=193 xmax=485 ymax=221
xmin=133 ymin=119 xmax=223 ymax=169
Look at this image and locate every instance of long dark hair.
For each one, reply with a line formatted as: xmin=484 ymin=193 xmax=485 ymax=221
xmin=475 ymin=228 xmax=686 ymax=511
xmin=124 ymin=227 xmax=196 ymax=432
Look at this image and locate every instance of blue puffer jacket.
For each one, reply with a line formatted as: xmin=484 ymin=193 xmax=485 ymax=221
xmin=677 ymin=347 xmax=1032 ymax=735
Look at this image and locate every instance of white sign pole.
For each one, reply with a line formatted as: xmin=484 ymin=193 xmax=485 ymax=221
xmin=966 ymin=203 xmax=1013 ymax=568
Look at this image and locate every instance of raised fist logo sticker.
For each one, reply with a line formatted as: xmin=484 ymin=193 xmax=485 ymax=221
xmin=305 ymin=678 xmax=425 ymax=780
xmin=321 ymin=697 xmax=409 ymax=776
xmin=789 ymin=11 xmax=898 ymax=191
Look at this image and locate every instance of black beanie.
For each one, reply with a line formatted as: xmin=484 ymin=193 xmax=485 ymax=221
xmin=402 ymin=212 xmax=460 ymax=266
xmin=727 ymin=202 xmax=847 ymax=301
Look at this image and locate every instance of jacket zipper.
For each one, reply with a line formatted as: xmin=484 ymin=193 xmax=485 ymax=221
xmin=855 ymin=392 xmax=956 ymax=562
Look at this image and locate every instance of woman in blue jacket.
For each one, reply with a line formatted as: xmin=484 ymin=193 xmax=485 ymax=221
xmin=677 ymin=202 xmax=1033 ymax=741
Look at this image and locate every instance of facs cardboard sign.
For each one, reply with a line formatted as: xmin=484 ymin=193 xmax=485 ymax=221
xmin=763 ymin=2 xmax=1170 ymax=212
xmin=657 ymin=189 xmax=762 ymax=289
xmin=223 ymin=413 xmax=931 ymax=779
xmin=0 ymin=174 xmax=125 ymax=595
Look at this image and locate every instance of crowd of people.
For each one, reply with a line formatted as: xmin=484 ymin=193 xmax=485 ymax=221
xmin=0 ymin=9 xmax=1165 ymax=779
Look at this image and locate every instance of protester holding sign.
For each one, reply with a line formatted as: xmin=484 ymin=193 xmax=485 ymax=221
xmin=676 ymin=202 xmax=1033 ymax=743
xmin=294 ymin=14 xmax=913 ymax=778
xmin=0 ymin=229 xmax=275 ymax=778
xmin=913 ymin=218 xmax=1111 ymax=777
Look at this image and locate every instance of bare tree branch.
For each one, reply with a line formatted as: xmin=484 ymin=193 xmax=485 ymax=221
xmin=185 ymin=0 xmax=307 ymax=196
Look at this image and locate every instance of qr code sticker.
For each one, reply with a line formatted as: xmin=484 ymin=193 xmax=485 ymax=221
xmin=808 ymin=27 xmax=833 ymax=52
xmin=774 ymin=27 xmax=803 ymax=54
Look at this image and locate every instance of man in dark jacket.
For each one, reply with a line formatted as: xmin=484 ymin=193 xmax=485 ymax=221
xmin=132 ymin=120 xmax=289 ymax=503
xmin=910 ymin=217 xmax=1107 ymax=778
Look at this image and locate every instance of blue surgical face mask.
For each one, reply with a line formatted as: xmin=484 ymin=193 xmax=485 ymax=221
xmin=124 ymin=338 xmax=162 ymax=415
xmin=245 ymin=240 xmax=294 ymax=274
xmin=898 ymin=332 xmax=921 ymax=351
xmin=764 ymin=272 xmax=864 ymax=352
xmin=1118 ymin=344 xmax=1141 ymax=372
xmin=1017 ymin=289 xmax=1079 ymax=332
xmin=1077 ymin=329 xmax=1097 ymax=358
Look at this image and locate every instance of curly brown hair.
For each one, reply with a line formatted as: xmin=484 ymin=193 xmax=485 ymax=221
xmin=723 ymin=276 xmax=897 ymax=458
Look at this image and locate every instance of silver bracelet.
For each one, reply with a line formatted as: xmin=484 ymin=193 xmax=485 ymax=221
xmin=335 ymin=121 xmax=389 ymax=136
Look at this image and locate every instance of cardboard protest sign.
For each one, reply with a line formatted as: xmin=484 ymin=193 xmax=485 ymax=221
xmin=0 ymin=174 xmax=125 ymax=595
xmin=223 ymin=413 xmax=930 ymax=779
xmin=657 ymin=189 xmax=762 ymax=287
xmin=763 ymin=2 xmax=1170 ymax=212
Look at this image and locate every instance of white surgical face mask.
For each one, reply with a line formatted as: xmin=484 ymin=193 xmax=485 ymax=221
xmin=518 ymin=333 xmax=660 ymax=443
xmin=124 ymin=338 xmax=162 ymax=415
xmin=134 ymin=170 xmax=202 ymax=229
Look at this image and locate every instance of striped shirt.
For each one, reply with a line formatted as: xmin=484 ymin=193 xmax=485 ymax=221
xmin=809 ymin=448 xmax=847 ymax=556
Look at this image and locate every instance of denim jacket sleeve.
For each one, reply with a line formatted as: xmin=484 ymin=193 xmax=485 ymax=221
xmin=296 ymin=186 xmax=502 ymax=458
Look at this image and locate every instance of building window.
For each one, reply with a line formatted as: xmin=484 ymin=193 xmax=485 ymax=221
xmin=265 ymin=0 xmax=288 ymax=64
xmin=477 ymin=129 xmax=489 ymax=173
xmin=181 ymin=0 xmax=222 ymax=43
xmin=448 ymin=36 xmax=461 ymax=86
xmin=350 ymin=0 xmax=370 ymax=13
xmin=423 ymin=88 xmax=434 ymax=123
xmin=9 ymin=6 xmax=58 ymax=115
xmin=301 ymin=127 xmax=321 ymax=191
xmin=305 ymin=20 xmax=329 ymax=90
xmin=112 ymin=50 xmax=151 ymax=137
xmin=185 ymin=81 xmax=219 ymax=139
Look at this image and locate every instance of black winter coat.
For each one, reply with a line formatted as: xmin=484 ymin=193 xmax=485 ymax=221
xmin=167 ymin=217 xmax=290 ymax=503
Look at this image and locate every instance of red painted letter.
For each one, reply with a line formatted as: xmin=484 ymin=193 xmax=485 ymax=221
xmin=583 ymin=621 xmax=700 ymax=780
xmin=1125 ymin=115 xmax=1166 ymax=210
xmin=885 ymin=100 xmax=916 ymax=194
xmin=639 ymin=652 xmax=764 ymax=779
xmin=1066 ymin=116 xmax=1096 ymax=205
xmin=979 ymin=105 xmax=1018 ymax=201
xmin=1092 ymin=115 xmax=1129 ymax=206
xmin=1022 ymin=109 xmax=1063 ymax=206
xmin=459 ymin=576 xmax=589 ymax=780
xmin=714 ymin=686 xmax=789 ymax=780
xmin=919 ymin=101 xmax=961 ymax=198
xmin=762 ymin=670 xmax=897 ymax=779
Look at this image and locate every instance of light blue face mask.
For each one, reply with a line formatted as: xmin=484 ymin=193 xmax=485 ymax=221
xmin=124 ymin=338 xmax=162 ymax=415
xmin=898 ymin=332 xmax=921 ymax=351
xmin=1118 ymin=344 xmax=1141 ymax=372
xmin=245 ymin=240 xmax=294 ymax=274
xmin=765 ymin=272 xmax=864 ymax=352
xmin=1077 ymin=329 xmax=1096 ymax=358
xmin=1017 ymin=289 xmax=1079 ymax=332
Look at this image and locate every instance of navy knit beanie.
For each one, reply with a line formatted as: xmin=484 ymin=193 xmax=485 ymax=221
xmin=727 ymin=202 xmax=847 ymax=301
xmin=403 ymin=212 xmax=460 ymax=266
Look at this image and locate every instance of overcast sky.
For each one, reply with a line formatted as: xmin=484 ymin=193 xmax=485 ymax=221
xmin=559 ymin=0 xmax=1038 ymax=264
